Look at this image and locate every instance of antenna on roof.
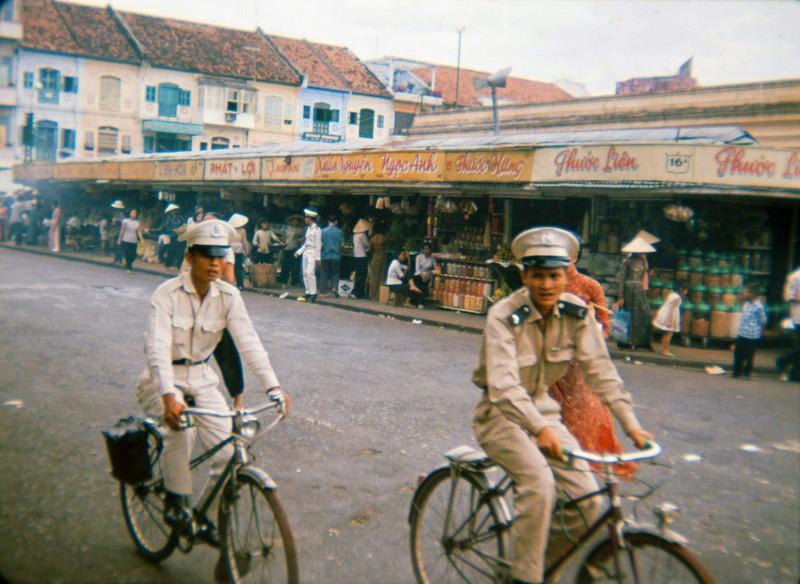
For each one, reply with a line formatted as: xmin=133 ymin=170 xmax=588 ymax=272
xmin=472 ymin=67 xmax=511 ymax=135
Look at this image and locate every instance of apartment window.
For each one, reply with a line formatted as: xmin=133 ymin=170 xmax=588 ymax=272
xmin=263 ymin=96 xmax=282 ymax=127
xmin=35 ymin=120 xmax=58 ymax=161
xmin=62 ymin=76 xmax=78 ymax=93
xmin=0 ymin=56 xmax=14 ymax=87
xmin=97 ymin=126 xmax=118 ymax=155
xmin=158 ymin=83 xmax=180 ymax=117
xmin=121 ymin=135 xmax=131 ymax=154
xmin=84 ymin=130 xmax=94 ymax=151
xmin=145 ymin=86 xmax=156 ymax=102
xmin=349 ymin=112 xmax=357 ymax=125
xmin=211 ymin=136 xmax=230 ymax=150
xmin=23 ymin=71 xmax=33 ymax=89
xmin=199 ymin=141 xmax=208 ymax=151
xmin=179 ymin=89 xmax=191 ymax=107
xmin=99 ymin=76 xmax=121 ymax=111
xmin=302 ymin=105 xmax=310 ymax=119
xmin=226 ymin=89 xmax=255 ymax=114
xmin=358 ymin=108 xmax=375 ymax=139
xmin=61 ymin=128 xmax=76 ymax=150
xmin=143 ymin=135 xmax=155 ymax=153
xmin=39 ymin=68 xmax=60 ymax=104
xmin=377 ymin=115 xmax=384 ymax=129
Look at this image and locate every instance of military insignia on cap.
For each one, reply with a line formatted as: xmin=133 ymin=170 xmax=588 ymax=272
xmin=541 ymin=231 xmax=556 ymax=245
xmin=211 ymin=223 xmax=222 ymax=237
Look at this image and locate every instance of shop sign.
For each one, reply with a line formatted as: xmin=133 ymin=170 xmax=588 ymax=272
xmin=534 ymin=145 xmax=651 ymax=180
xmin=314 ymin=154 xmax=376 ymax=181
xmin=694 ymin=145 xmax=800 ymax=189
xmin=374 ymin=152 xmax=444 ymax=181
xmin=444 ymin=151 xmax=533 ymax=182
xmin=155 ymin=159 xmax=204 ymax=181
xmin=262 ymin=156 xmax=315 ymax=181
xmin=205 ymin=158 xmax=261 ymax=181
xmin=14 ymin=163 xmax=53 ymax=181
xmin=53 ymin=161 xmax=119 ymax=180
xmin=119 ymin=160 xmax=155 ymax=181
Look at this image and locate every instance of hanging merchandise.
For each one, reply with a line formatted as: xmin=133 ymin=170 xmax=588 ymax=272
xmin=663 ymin=204 xmax=694 ymax=222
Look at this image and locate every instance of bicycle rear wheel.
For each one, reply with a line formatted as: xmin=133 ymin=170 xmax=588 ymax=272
xmin=576 ymin=531 xmax=716 ymax=584
xmin=218 ymin=473 xmax=298 ymax=584
xmin=409 ymin=467 xmax=507 ymax=584
xmin=120 ymin=428 xmax=177 ymax=562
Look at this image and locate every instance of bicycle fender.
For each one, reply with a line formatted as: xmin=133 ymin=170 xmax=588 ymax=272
xmin=624 ymin=522 xmax=689 ymax=546
xmin=407 ymin=466 xmax=491 ymax=524
xmin=238 ymin=465 xmax=278 ymax=490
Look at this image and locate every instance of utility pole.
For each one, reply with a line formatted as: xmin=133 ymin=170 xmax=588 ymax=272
xmin=454 ymin=27 xmax=464 ymax=108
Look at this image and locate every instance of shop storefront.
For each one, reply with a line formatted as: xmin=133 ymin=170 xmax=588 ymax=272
xmin=14 ymin=138 xmax=800 ymax=335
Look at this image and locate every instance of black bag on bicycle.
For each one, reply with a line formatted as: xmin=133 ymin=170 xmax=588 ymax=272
xmin=102 ymin=417 xmax=158 ymax=484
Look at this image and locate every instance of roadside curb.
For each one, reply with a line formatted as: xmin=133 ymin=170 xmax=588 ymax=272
xmin=2 ymin=243 xmax=788 ymax=378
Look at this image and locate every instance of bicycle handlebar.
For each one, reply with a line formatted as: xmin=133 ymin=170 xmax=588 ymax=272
xmin=562 ymin=441 xmax=662 ymax=464
xmin=179 ymin=389 xmax=286 ymax=422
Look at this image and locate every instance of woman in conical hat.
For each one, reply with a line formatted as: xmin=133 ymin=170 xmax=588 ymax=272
xmin=613 ymin=235 xmax=656 ymax=350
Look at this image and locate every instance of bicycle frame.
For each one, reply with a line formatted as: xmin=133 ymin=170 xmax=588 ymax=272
xmin=429 ymin=443 xmax=665 ymax=583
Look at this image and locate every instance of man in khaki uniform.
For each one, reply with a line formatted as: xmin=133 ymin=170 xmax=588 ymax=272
xmin=136 ymin=219 xmax=290 ymax=556
xmin=472 ymin=226 xmax=653 ymax=584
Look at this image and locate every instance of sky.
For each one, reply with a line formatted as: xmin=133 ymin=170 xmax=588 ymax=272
xmin=71 ymin=0 xmax=799 ymax=96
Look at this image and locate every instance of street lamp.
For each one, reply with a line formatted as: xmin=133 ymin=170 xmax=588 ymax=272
xmin=472 ymin=67 xmax=511 ymax=135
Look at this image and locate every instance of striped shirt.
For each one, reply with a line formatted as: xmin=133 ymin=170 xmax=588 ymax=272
xmin=737 ymin=299 xmax=766 ymax=339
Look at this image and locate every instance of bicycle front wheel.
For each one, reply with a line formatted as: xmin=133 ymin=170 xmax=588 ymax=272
xmin=410 ymin=467 xmax=507 ymax=584
xmin=218 ymin=473 xmax=298 ymax=584
xmin=576 ymin=531 xmax=716 ymax=584
xmin=119 ymin=429 xmax=177 ymax=562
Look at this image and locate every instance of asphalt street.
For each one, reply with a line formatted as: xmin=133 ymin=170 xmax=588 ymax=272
xmin=0 ymin=248 xmax=798 ymax=584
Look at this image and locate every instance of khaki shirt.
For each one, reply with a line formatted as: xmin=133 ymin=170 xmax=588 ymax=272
xmin=472 ymin=287 xmax=642 ymax=437
xmin=145 ymin=272 xmax=280 ymax=396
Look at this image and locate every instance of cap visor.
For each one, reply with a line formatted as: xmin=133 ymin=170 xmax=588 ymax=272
xmin=521 ymin=257 xmax=570 ymax=269
xmin=192 ymin=245 xmax=229 ymax=258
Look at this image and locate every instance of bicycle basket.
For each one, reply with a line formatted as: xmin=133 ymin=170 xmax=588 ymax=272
xmin=101 ymin=417 xmax=160 ymax=484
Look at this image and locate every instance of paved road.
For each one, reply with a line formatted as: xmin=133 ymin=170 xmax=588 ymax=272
xmin=1 ymin=248 xmax=798 ymax=584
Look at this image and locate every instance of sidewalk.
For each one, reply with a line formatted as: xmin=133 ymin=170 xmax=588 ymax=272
xmin=2 ymin=242 xmax=794 ymax=380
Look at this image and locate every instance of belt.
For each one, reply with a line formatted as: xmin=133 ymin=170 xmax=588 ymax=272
xmin=172 ymin=356 xmax=210 ymax=366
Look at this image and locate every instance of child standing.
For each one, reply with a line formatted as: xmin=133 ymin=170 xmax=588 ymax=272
xmin=653 ymin=280 xmax=688 ymax=357
xmin=733 ymin=282 xmax=767 ymax=379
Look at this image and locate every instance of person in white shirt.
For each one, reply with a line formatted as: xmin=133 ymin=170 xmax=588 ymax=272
xmin=294 ymin=208 xmax=322 ymax=302
xmin=135 ymin=219 xmax=290 ymax=575
xmin=386 ymin=250 xmax=412 ymax=305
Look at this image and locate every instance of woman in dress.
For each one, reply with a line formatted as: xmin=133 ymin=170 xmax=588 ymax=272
xmin=548 ymin=230 xmax=637 ymax=477
xmin=367 ymin=224 xmax=388 ymax=301
xmin=653 ymin=280 xmax=688 ymax=357
xmin=48 ymin=200 xmax=61 ymax=252
xmin=613 ymin=235 xmax=656 ymax=350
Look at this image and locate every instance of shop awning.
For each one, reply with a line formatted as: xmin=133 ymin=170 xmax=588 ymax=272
xmin=141 ymin=120 xmax=203 ymax=136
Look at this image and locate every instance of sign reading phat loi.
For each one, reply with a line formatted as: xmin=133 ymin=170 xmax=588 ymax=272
xmin=155 ymin=160 xmax=203 ymax=181
xmin=445 ymin=151 xmax=533 ymax=182
xmin=374 ymin=152 xmax=444 ymax=181
xmin=205 ymin=158 xmax=261 ymax=181
xmin=262 ymin=157 xmax=315 ymax=181
xmin=534 ymin=144 xmax=800 ymax=190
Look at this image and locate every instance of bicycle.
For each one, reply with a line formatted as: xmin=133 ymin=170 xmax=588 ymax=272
xmin=118 ymin=393 xmax=299 ymax=584
xmin=409 ymin=441 xmax=716 ymax=584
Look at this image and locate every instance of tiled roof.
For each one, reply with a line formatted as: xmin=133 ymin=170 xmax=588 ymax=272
xmin=21 ymin=0 xmax=140 ymax=63
xmin=412 ymin=65 xmax=573 ymax=107
xmin=270 ymin=35 xmax=391 ymax=98
xmin=312 ymin=43 xmax=392 ymax=98
xmin=117 ymin=11 xmax=300 ymax=84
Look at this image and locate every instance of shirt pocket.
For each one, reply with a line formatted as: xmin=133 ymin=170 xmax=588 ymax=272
xmin=171 ymin=316 xmax=193 ymax=348
xmin=546 ymin=345 xmax=575 ymax=364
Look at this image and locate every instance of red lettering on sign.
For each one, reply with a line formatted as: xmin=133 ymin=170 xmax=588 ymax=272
xmin=603 ymin=146 xmax=639 ymax=173
xmin=490 ymin=154 xmax=525 ymax=179
xmin=714 ymin=146 xmax=776 ymax=178
xmin=553 ymin=148 xmax=600 ymax=177
xmin=783 ymin=152 xmax=800 ymax=179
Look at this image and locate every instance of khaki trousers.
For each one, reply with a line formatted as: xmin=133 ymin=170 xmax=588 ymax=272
xmin=137 ymin=364 xmax=234 ymax=516
xmin=473 ymin=400 xmax=601 ymax=583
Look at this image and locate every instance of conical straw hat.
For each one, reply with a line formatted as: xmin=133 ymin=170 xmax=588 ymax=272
xmin=634 ymin=229 xmax=660 ymax=244
xmin=621 ymin=235 xmax=656 ymax=254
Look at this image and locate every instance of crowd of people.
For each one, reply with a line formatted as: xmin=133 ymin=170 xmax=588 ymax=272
xmin=0 ymin=192 xmax=442 ymax=307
